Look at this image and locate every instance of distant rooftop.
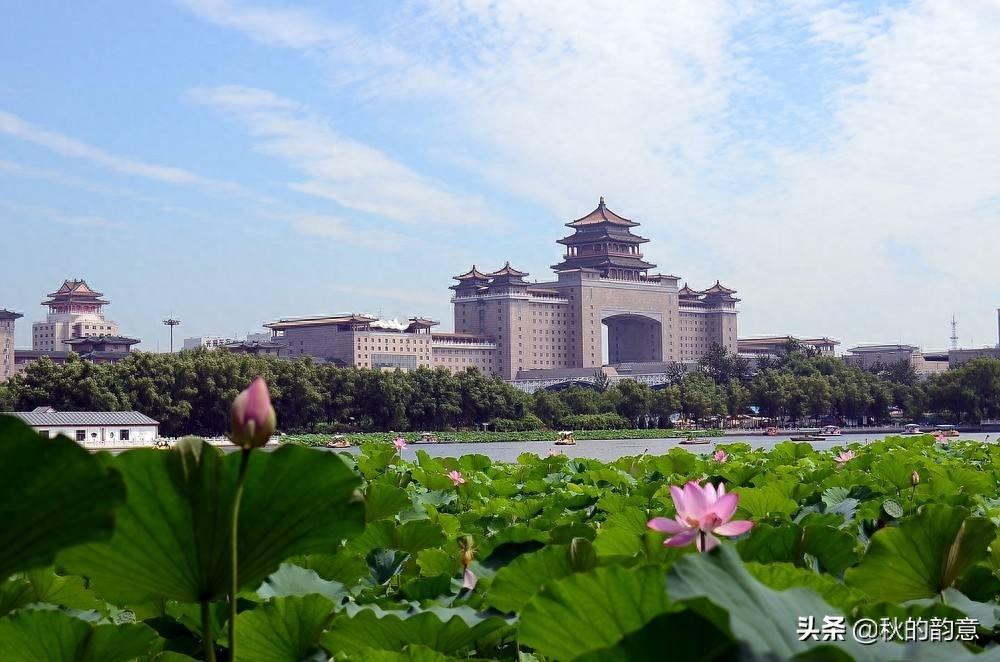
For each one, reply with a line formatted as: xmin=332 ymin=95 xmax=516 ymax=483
xmin=11 ymin=409 xmax=158 ymax=427
xmin=847 ymin=344 xmax=919 ymax=353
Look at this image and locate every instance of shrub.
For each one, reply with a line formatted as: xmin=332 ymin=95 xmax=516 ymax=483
xmin=561 ymin=413 xmax=631 ymax=430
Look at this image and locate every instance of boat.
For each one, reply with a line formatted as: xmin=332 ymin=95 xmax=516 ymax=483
xmin=901 ymin=424 xmax=923 ymax=435
xmin=819 ymin=425 xmax=842 ymax=437
xmin=325 ymin=434 xmax=351 ymax=449
xmin=555 ymin=430 xmax=576 ymax=446
xmin=414 ymin=431 xmax=439 ymax=444
xmin=934 ymin=425 xmax=960 ymax=438
xmin=764 ymin=427 xmax=780 ymax=437
xmin=680 ymin=437 xmax=711 ymax=446
xmin=789 ymin=435 xmax=825 ymax=442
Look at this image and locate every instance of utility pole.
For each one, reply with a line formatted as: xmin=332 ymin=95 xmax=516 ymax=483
xmin=163 ymin=318 xmax=181 ymax=353
xmin=950 ymin=316 xmax=958 ymax=350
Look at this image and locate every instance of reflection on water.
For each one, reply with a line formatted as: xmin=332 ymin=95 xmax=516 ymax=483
xmin=338 ymin=432 xmax=996 ymax=463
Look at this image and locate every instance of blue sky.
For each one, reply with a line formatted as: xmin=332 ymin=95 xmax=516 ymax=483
xmin=2 ymin=0 xmax=999 ymax=352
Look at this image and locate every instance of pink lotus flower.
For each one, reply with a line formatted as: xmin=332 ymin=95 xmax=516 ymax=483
xmin=229 ymin=377 xmax=276 ymax=449
xmin=448 ymin=470 xmax=466 ymax=486
xmin=712 ymin=449 xmax=729 ymax=463
xmin=834 ymin=450 xmax=855 ymax=465
xmin=393 ymin=436 xmax=407 ymax=452
xmin=547 ymin=449 xmax=560 ymax=457
xmin=647 ymin=480 xmax=753 ymax=552
xmin=462 ymin=568 xmax=477 ymax=590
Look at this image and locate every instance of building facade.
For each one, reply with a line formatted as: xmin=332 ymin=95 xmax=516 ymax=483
xmin=183 ymin=335 xmax=238 ymax=350
xmin=738 ymin=335 xmax=840 ymax=358
xmin=845 ymin=343 xmax=950 ymax=377
xmin=32 ymin=280 xmax=121 ymax=351
xmin=450 ymin=199 xmax=739 ymax=379
xmin=10 ymin=407 xmax=159 ymax=447
xmin=1 ymin=309 xmax=22 ymax=381
xmin=262 ymin=199 xmax=738 ymax=379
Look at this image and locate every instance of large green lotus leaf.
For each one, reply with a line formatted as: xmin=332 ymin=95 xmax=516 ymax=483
xmin=745 ymin=562 xmax=867 ymax=612
xmin=236 ymin=594 xmax=334 ymax=662
xmin=871 ymin=457 xmax=918 ymax=491
xmin=0 ymin=415 xmax=125 ymax=578
xmin=365 ymin=483 xmax=411 ymax=522
xmin=669 ymin=545 xmax=902 ymax=660
xmin=487 ymin=544 xmax=575 ymax=613
xmin=518 ymin=565 xmax=672 ymax=661
xmin=737 ymin=523 xmax=801 ymax=564
xmin=321 ymin=604 xmax=510 ymax=655
xmin=416 ymin=549 xmax=457 ymax=578
xmin=350 ymin=520 xmax=447 ymax=557
xmin=574 ymin=610 xmax=734 ymax=662
xmin=258 ymin=563 xmax=349 ymax=603
xmin=60 ymin=438 xmax=364 ymax=603
xmin=22 ymin=568 xmax=102 ymax=612
xmin=0 ymin=609 xmax=159 ymax=661
xmin=734 ymin=484 xmax=798 ymax=520
xmin=802 ymin=525 xmax=860 ymax=575
xmin=845 ymin=504 xmax=995 ymax=602
xmin=347 ymin=645 xmax=456 ymax=661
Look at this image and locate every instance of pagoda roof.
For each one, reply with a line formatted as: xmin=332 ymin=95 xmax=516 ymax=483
xmin=567 ymin=197 xmax=639 ymax=228
xmin=406 ymin=317 xmax=440 ymax=331
xmin=0 ymin=308 xmax=23 ymax=320
xmin=488 ymin=261 xmax=529 ymax=278
xmin=551 ymin=254 xmax=656 ymax=271
xmin=557 ymin=229 xmax=648 ymax=245
xmin=47 ymin=279 xmax=104 ymax=299
xmin=266 ymin=313 xmax=378 ymax=330
xmin=702 ymin=280 xmax=737 ymax=295
xmin=453 ymin=265 xmax=490 ymax=281
xmin=677 ymin=283 xmax=702 ymax=297
xmin=64 ymin=334 xmax=139 ymax=347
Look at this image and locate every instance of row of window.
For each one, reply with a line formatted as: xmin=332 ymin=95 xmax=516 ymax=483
xmin=39 ymin=429 xmax=131 ymax=441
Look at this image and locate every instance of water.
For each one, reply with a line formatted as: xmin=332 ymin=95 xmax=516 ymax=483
xmin=335 ymin=432 xmax=998 ymax=463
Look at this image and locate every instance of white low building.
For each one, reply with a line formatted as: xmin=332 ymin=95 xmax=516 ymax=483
xmin=11 ymin=407 xmax=159 ymax=448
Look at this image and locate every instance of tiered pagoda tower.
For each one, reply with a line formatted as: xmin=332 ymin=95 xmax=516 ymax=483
xmin=551 ymin=197 xmax=656 ymax=280
xmin=33 ymin=279 xmax=121 ymax=351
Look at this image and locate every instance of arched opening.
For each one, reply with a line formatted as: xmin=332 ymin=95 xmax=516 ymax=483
xmin=602 ymin=313 xmax=663 ymax=364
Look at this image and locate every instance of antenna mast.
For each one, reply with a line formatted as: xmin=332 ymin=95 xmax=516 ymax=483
xmin=163 ymin=317 xmax=181 ymax=353
xmin=950 ymin=315 xmax=958 ymax=350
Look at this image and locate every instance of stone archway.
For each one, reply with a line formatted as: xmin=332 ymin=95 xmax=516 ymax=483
xmin=601 ymin=312 xmax=663 ymax=363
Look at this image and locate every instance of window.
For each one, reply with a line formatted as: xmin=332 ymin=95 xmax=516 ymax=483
xmin=39 ymin=430 xmax=49 ymax=438
xmin=75 ymin=430 xmax=85 ymax=441
xmin=120 ymin=429 xmax=130 ymax=441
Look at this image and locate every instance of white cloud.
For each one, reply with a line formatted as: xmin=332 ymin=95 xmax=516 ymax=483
xmin=0 ymin=200 xmax=119 ymax=228
xmin=181 ymin=0 xmax=1000 ymax=348
xmin=190 ymin=85 xmax=501 ymax=227
xmin=0 ymin=110 xmax=256 ymax=197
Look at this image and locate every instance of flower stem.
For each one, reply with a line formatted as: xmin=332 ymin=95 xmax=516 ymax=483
xmin=201 ymin=600 xmax=216 ymax=662
xmin=699 ymin=530 xmax=706 ymax=552
xmin=228 ymin=449 xmax=252 ymax=658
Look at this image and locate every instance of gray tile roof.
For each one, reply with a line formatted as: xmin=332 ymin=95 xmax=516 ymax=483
xmin=10 ymin=410 xmax=159 ymax=426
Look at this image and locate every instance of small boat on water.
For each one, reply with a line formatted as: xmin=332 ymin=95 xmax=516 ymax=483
xmin=790 ymin=428 xmax=824 ymax=442
xmin=819 ymin=425 xmax=842 ymax=437
xmin=555 ymin=430 xmax=577 ymax=446
xmin=325 ymin=434 xmax=351 ymax=449
xmin=764 ymin=427 xmax=780 ymax=437
xmin=680 ymin=436 xmax=711 ymax=446
xmin=901 ymin=424 xmax=923 ymax=435
xmin=934 ymin=425 xmax=960 ymax=438
xmin=415 ymin=432 xmax=439 ymax=444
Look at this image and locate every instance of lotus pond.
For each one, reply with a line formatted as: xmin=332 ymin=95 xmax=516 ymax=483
xmin=5 ymin=413 xmax=1000 ymax=661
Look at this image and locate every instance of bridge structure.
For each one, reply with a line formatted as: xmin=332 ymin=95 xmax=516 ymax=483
xmin=508 ymin=371 xmax=681 ymax=394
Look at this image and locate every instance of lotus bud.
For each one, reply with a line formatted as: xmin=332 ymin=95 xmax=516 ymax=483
xmin=911 ymin=470 xmax=920 ymax=486
xmin=229 ymin=377 xmax=276 ymax=449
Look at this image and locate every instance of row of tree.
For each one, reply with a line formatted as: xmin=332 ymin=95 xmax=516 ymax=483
xmin=1 ymin=346 xmax=998 ymax=435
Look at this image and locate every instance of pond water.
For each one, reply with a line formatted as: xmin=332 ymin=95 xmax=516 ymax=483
xmin=334 ymin=432 xmax=998 ymax=463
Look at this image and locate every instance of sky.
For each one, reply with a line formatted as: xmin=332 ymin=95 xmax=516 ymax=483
xmin=1 ymin=0 xmax=999 ymax=353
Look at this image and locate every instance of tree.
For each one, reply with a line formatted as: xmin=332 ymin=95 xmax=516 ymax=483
xmin=650 ymin=386 xmax=681 ymax=426
xmin=558 ymin=386 xmax=600 ymax=415
xmin=613 ymin=379 xmax=653 ymax=427
xmin=724 ymin=379 xmax=750 ymax=418
xmin=680 ymin=373 xmax=724 ymax=422
xmin=532 ymin=389 xmax=569 ymax=428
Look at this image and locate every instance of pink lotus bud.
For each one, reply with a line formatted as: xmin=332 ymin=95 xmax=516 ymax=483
xmin=911 ymin=470 xmax=920 ymax=486
xmin=393 ymin=437 xmax=407 ymax=452
xmin=713 ymin=449 xmax=729 ymax=463
xmin=448 ymin=470 xmax=466 ymax=486
xmin=229 ymin=377 xmax=276 ymax=449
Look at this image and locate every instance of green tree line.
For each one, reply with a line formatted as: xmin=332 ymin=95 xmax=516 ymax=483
xmin=1 ymin=344 xmax=998 ymax=435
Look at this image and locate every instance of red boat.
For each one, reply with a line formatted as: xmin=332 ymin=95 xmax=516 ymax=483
xmin=765 ymin=427 xmax=780 ymax=436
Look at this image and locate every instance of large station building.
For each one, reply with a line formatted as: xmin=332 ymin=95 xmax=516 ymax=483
xmin=266 ymin=199 xmax=739 ymax=379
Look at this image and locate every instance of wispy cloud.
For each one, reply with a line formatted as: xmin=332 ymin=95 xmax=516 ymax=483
xmin=0 ymin=110 xmax=258 ymax=198
xmin=0 ymin=200 xmax=121 ymax=228
xmin=190 ymin=85 xmax=501 ymax=227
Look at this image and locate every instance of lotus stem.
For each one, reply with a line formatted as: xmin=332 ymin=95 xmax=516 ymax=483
xmin=201 ymin=600 xmax=216 ymax=662
xmin=228 ymin=448 xmax=252 ymax=658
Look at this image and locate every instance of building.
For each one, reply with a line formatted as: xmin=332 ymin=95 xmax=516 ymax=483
xmin=949 ymin=347 xmax=1000 ymax=368
xmin=32 ymin=279 xmax=121 ymax=351
xmin=738 ymin=335 xmax=840 ymax=358
xmin=449 ymin=199 xmax=739 ymax=378
xmin=183 ymin=335 xmax=238 ymax=350
xmin=1 ymin=309 xmax=22 ymax=381
xmin=263 ymin=199 xmax=738 ymax=379
xmin=845 ymin=343 xmax=949 ymax=376
xmin=10 ymin=406 xmax=159 ymax=447
xmin=225 ymin=339 xmax=286 ymax=357
xmin=63 ymin=335 xmax=139 ymax=361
